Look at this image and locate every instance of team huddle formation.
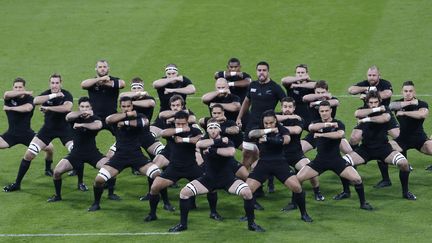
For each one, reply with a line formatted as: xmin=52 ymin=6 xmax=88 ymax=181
xmin=2 ymin=58 xmax=432 ymax=233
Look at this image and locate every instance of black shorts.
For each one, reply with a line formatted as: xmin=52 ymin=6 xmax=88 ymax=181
xmin=230 ymin=158 xmax=243 ymax=174
xmin=396 ymin=134 xmax=428 ymax=152
xmin=302 ymin=132 xmax=316 ymax=148
xmin=308 ymin=157 xmax=350 ymax=175
xmin=198 ymin=174 xmax=237 ymax=192
xmin=284 ymin=151 xmax=307 ymax=167
xmin=65 ymin=152 xmax=104 ymax=169
xmin=249 ymin=160 xmax=296 ymax=184
xmin=140 ymin=130 xmax=157 ymax=149
xmin=105 ymin=154 xmax=150 ymax=172
xmin=160 ymin=164 xmax=203 ymax=183
xmin=1 ymin=131 xmax=35 ymax=147
xmin=388 ymin=113 xmax=399 ymax=130
xmin=36 ymin=126 xmax=73 ymax=146
xmin=151 ymin=117 xmax=167 ymax=130
xmin=355 ymin=144 xmax=394 ymax=162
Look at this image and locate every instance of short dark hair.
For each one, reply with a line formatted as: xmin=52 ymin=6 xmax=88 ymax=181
xmin=315 ymin=80 xmax=328 ymax=90
xmin=96 ymin=59 xmax=109 ymax=67
xmin=319 ymin=100 xmax=331 ymax=108
xmin=281 ymin=97 xmax=296 ymax=106
xmin=211 ymin=104 xmax=224 ymax=112
xmin=78 ymin=96 xmax=91 ymax=105
xmin=207 ymin=117 xmax=219 ymax=124
xmin=262 ymin=109 xmax=277 ymax=121
xmin=402 ymin=80 xmax=415 ymax=87
xmin=295 ymin=64 xmax=308 ymax=73
xmin=228 ymin=58 xmax=240 ymax=65
xmin=169 ymin=95 xmax=185 ymax=107
xmin=365 ymin=91 xmax=381 ymax=103
xmin=120 ymin=96 xmax=132 ymax=103
xmin=13 ymin=77 xmax=26 ymax=86
xmin=256 ymin=61 xmax=270 ymax=71
xmin=131 ymin=77 xmax=143 ymax=83
xmin=174 ymin=110 xmax=189 ymax=120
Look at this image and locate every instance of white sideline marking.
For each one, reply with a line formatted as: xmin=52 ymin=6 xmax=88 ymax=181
xmin=0 ymin=232 xmax=179 ymax=237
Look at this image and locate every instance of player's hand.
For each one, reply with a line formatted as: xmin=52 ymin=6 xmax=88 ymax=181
xmin=73 ymin=123 xmax=83 ymax=129
xmin=236 ymin=118 xmax=242 ymax=128
xmin=360 ymin=94 xmax=366 ymax=100
xmin=138 ymin=91 xmax=148 ymax=97
xmin=221 ymin=137 xmax=229 ymax=144
xmin=258 ymin=136 xmax=267 ymax=143
xmin=81 ymin=110 xmax=93 ymax=118
xmin=166 ymin=117 xmax=174 ymax=124
xmin=117 ymin=121 xmax=125 ymax=128
xmin=164 ymin=88 xmax=174 ymax=94
xmin=40 ymin=106 xmax=49 ymax=113
xmin=54 ymin=92 xmax=64 ymax=98
xmin=314 ymin=133 xmax=322 ymax=138
xmin=396 ymin=111 xmax=405 ymax=117
xmin=98 ymin=75 xmax=111 ymax=83
xmin=25 ymin=91 xmax=33 ymax=96
xmin=174 ymin=136 xmax=182 ymax=143
xmin=411 ymin=99 xmax=419 ymax=106
xmin=3 ymin=106 xmax=10 ymax=111
xmin=126 ymin=110 xmax=137 ymax=118
xmin=175 ymin=75 xmax=184 ymax=82
xmin=182 ymin=125 xmax=191 ymax=133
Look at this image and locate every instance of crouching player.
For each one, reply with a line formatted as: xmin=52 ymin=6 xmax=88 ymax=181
xmin=169 ymin=118 xmax=261 ymax=232
xmin=88 ymin=96 xmax=161 ymax=211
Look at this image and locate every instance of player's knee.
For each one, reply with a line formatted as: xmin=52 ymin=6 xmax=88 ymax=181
xmin=96 ymin=167 xmax=111 ymax=183
xmin=240 ymin=187 xmax=253 ymax=200
xmin=350 ymin=176 xmax=362 ymax=185
xmin=145 ymin=164 xmax=161 ymax=179
xmin=27 ymin=142 xmax=41 ymax=157
xmin=392 ymin=152 xmax=408 ymax=169
xmin=180 ymin=184 xmax=195 ymax=199
xmin=53 ymin=169 xmax=62 ymax=179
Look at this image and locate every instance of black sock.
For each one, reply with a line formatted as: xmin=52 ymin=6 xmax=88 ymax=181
xmin=207 ymin=192 xmax=218 ymax=214
xmin=180 ymin=198 xmax=190 ymax=226
xmin=76 ymin=165 xmax=84 ymax=184
xmin=149 ymin=194 xmax=160 ymax=216
xmin=45 ymin=160 xmax=53 ymax=171
xmin=293 ymin=191 xmax=307 ymax=216
xmin=244 ymin=198 xmax=255 ymax=225
xmin=255 ymin=186 xmax=264 ymax=195
xmin=190 ymin=196 xmax=196 ymax=209
xmin=354 ymin=183 xmax=366 ymax=205
xmin=340 ymin=177 xmax=351 ymax=193
xmin=161 ymin=187 xmax=170 ymax=205
xmin=290 ymin=191 xmax=295 ymax=204
xmin=313 ymin=186 xmax=320 ymax=194
xmin=16 ymin=159 xmax=31 ymax=185
xmin=399 ymin=170 xmax=410 ymax=194
xmin=377 ymin=160 xmax=390 ymax=181
xmin=147 ymin=177 xmax=154 ymax=194
xmin=107 ymin=178 xmax=116 ymax=195
xmin=53 ymin=179 xmax=62 ymax=197
xmin=93 ymin=185 xmax=104 ymax=205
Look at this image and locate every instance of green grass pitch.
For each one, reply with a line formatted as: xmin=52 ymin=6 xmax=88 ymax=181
xmin=0 ymin=0 xmax=432 ymax=242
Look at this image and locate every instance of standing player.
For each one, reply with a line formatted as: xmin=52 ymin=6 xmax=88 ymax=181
xmin=340 ymin=92 xmax=416 ymax=200
xmin=348 ymin=65 xmax=398 ymax=188
xmin=388 ymin=81 xmax=432 ymax=168
xmin=4 ymin=73 xmax=74 ymax=192
xmin=246 ymin=110 xmax=313 ymax=224
xmin=144 ymin=111 xmax=203 ymax=222
xmin=296 ymin=101 xmax=373 ymax=210
xmin=81 ymin=60 xmax=125 ymax=134
xmin=236 ymin=61 xmax=286 ymax=168
xmin=202 ymin=78 xmax=241 ymax=122
xmin=88 ymin=96 xmax=161 ymax=211
xmin=214 ymin=57 xmax=252 ymax=103
xmin=152 ymin=64 xmax=196 ymax=134
xmin=281 ymin=64 xmax=316 ymax=129
xmin=168 ymin=118 xmax=262 ymax=232
xmin=47 ymin=97 xmax=115 ymax=202
xmin=1 ymin=78 xmax=54 ymax=176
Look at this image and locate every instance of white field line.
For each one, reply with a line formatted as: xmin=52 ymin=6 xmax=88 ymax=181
xmin=0 ymin=232 xmax=179 ymax=237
